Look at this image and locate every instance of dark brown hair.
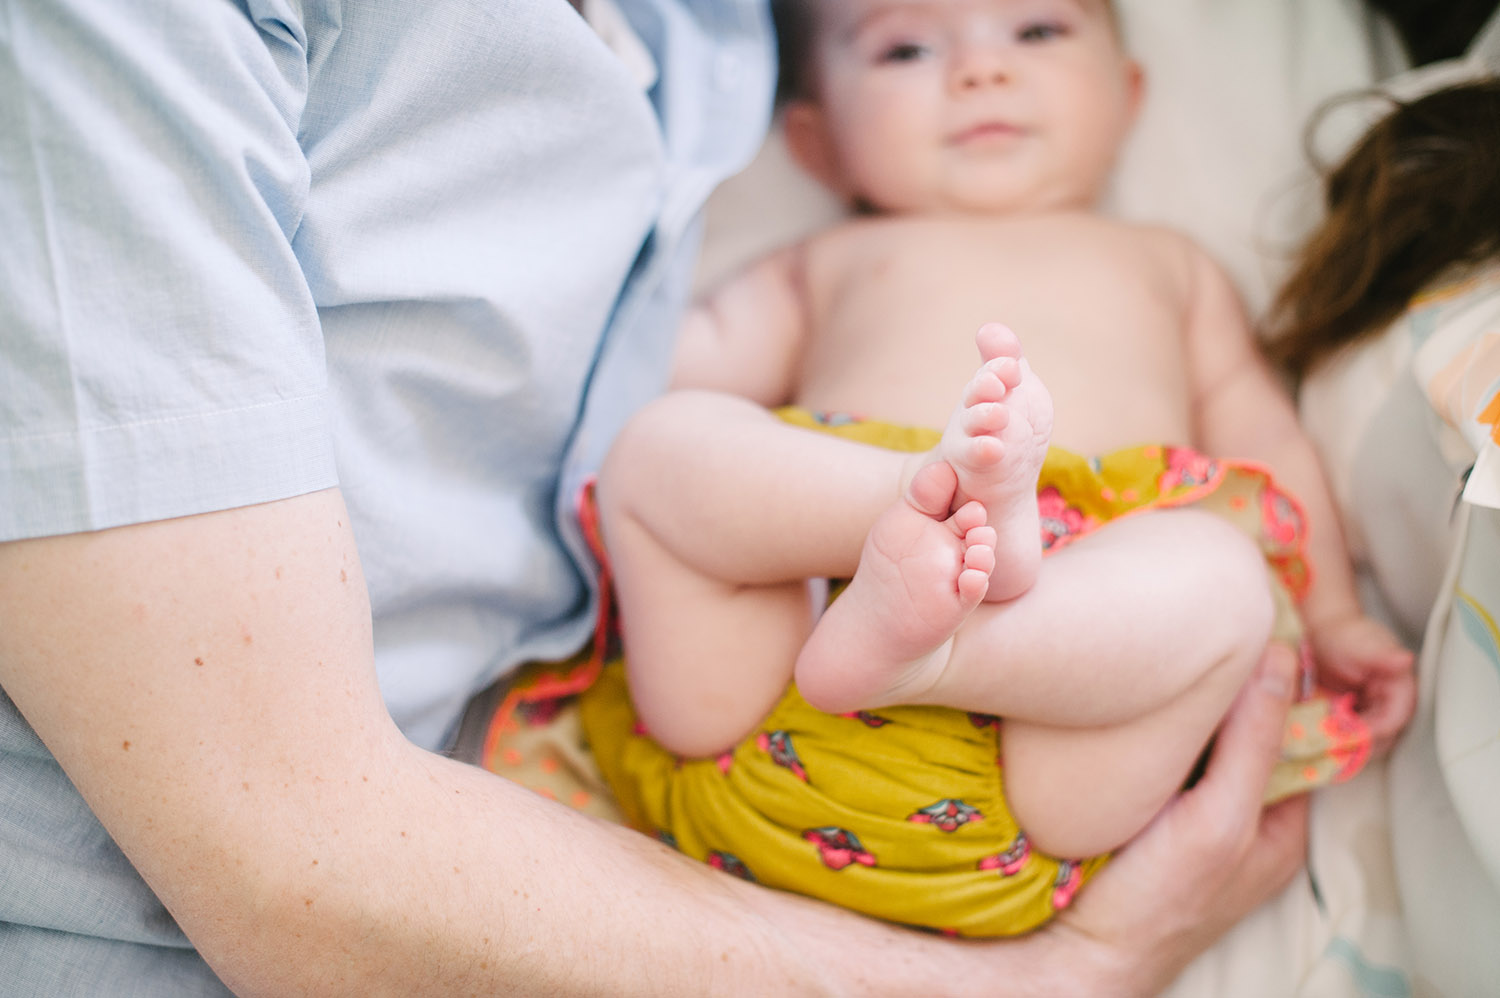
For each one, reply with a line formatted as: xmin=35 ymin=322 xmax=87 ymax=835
xmin=1266 ymin=77 xmax=1500 ymax=379
xmin=771 ymin=0 xmax=819 ymax=105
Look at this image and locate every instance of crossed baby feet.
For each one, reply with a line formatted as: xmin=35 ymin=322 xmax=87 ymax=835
xmin=795 ymin=323 xmax=1054 ymax=714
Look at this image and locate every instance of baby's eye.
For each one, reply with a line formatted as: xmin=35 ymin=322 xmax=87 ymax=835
xmin=1017 ymin=21 xmax=1068 ymax=43
xmin=877 ymin=40 xmax=931 ymax=63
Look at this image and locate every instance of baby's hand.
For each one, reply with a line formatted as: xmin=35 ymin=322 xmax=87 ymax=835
xmin=1308 ymin=614 xmax=1416 ymax=753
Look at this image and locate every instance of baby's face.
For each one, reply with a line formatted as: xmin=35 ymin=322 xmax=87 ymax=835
xmin=800 ymin=0 xmax=1140 ymax=214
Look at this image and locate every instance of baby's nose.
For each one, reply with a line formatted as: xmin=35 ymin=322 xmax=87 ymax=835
xmin=956 ymin=61 xmax=1008 ymax=89
xmin=949 ymin=35 xmax=1011 ymax=90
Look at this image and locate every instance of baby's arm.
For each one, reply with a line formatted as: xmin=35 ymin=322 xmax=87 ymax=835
xmin=1180 ymin=244 xmax=1415 ymax=746
xmin=670 ymin=243 xmax=811 ymax=405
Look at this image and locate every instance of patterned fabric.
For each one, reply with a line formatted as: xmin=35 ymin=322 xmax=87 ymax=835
xmin=583 ymin=659 xmax=1103 ymax=936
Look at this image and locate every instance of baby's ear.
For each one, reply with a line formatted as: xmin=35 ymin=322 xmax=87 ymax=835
xmin=782 ymin=100 xmax=844 ymax=193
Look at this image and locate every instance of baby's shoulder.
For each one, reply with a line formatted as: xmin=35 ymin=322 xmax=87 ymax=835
xmin=794 ymin=215 xmax=918 ymax=277
xmin=1091 ymin=215 xmax=1201 ymax=256
xmin=1090 ymin=217 xmax=1223 ymax=284
xmin=800 ymin=215 xmax=909 ymax=254
xmin=795 ymin=212 xmax=1215 ymax=280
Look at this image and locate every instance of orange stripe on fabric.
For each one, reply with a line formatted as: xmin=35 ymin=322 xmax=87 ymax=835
xmin=1481 ymin=390 xmax=1500 ymax=445
xmin=481 ymin=478 xmax=611 ymax=770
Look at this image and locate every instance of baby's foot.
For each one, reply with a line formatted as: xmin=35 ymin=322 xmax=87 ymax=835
xmin=933 ymin=323 xmax=1053 ymax=602
xmin=794 ymin=461 xmax=997 ymax=714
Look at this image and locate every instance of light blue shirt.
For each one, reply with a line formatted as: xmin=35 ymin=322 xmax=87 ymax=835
xmin=0 ymin=0 xmax=772 ymax=991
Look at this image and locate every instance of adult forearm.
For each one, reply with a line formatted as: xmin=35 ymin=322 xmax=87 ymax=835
xmin=192 ymin=741 xmax=806 ymax=995
xmin=0 ymin=493 xmax=787 ymax=994
xmin=207 ymin=742 xmax=1083 ymax=996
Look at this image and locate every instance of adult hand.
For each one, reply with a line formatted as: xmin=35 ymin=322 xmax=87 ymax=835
xmin=1039 ymin=641 xmax=1309 ymax=997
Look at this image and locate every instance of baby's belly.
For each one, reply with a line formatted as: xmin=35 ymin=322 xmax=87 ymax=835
xmin=795 ymin=217 xmax=1198 ymax=452
xmin=795 ymin=338 xmax=1194 ymax=457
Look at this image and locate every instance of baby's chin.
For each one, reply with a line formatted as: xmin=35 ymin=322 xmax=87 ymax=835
xmin=856 ymin=181 xmax=1102 ymax=217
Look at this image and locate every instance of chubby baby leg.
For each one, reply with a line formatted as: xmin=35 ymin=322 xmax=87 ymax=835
xmin=803 ymin=506 xmax=1276 ymax=856
xmin=990 ymin=515 xmax=1277 ymax=859
xmin=928 ymin=509 xmax=1278 ymax=725
xmin=999 ymin=675 xmax=1261 ymax=860
xmin=599 ymin=398 xmax=823 ymax=758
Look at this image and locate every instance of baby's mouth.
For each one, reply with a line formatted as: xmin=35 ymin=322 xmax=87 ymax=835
xmin=949 ymin=121 xmax=1025 ymax=146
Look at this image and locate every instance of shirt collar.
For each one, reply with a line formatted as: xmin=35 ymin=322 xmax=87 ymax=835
xmin=582 ymin=0 xmax=659 ymax=91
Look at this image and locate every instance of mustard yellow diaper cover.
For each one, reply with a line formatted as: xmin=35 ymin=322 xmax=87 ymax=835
xmin=576 ymin=408 xmax=1369 ymax=937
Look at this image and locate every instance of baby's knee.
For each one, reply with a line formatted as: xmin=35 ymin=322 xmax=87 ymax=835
xmin=1173 ymin=511 xmax=1277 ymax=661
xmin=605 ymin=393 xmax=685 ymax=468
xmin=598 ymin=393 xmax=698 ymax=512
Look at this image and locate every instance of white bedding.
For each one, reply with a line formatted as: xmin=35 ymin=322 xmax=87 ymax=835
xmin=694 ymin=3 xmax=1500 ymax=994
xmin=1297 ymin=258 xmax=1500 ymax=998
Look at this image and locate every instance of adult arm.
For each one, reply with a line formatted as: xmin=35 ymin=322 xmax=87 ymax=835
xmin=0 ymin=499 xmax=1304 ymax=995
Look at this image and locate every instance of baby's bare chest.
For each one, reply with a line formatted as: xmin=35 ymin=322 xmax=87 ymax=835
xmin=795 ymin=222 xmax=1197 ymax=453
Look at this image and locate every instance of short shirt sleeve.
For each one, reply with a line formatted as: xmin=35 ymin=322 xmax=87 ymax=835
xmin=0 ymin=0 xmax=335 ymax=541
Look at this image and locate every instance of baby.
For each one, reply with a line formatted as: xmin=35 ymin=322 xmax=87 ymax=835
xmin=580 ymin=0 xmax=1414 ymax=936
